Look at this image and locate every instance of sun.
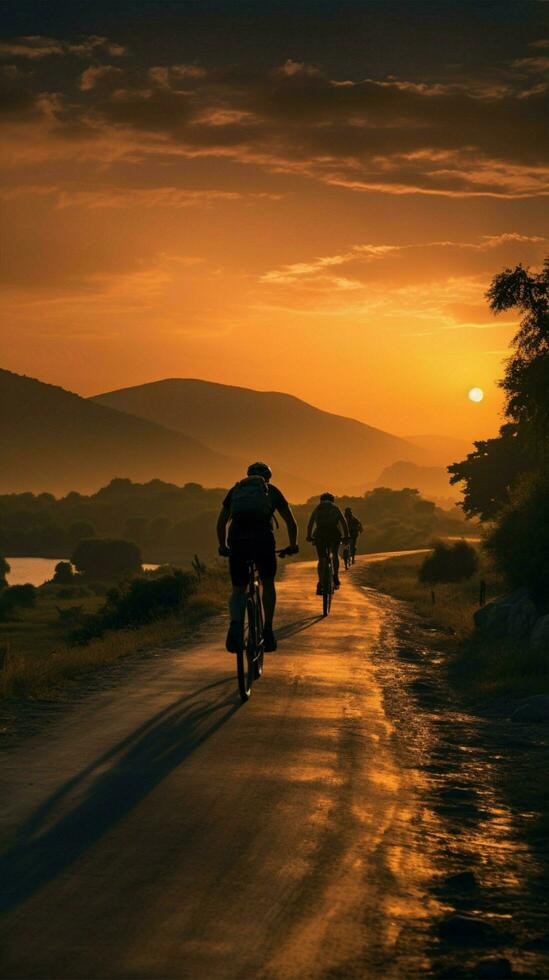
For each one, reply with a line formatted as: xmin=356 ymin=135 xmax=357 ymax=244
xmin=468 ymin=387 xmax=484 ymax=403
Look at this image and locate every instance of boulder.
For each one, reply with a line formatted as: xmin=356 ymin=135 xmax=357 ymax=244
xmin=474 ymin=600 xmax=510 ymax=638
xmin=511 ymin=695 xmax=549 ymax=723
xmin=507 ymin=595 xmax=538 ymax=640
xmin=530 ymin=613 xmax=549 ymax=650
xmin=474 ymin=588 xmax=539 ymax=641
xmin=438 ymin=913 xmax=498 ymax=946
xmin=472 ymin=957 xmax=512 ymax=978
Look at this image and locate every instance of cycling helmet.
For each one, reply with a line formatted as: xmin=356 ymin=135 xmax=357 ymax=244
xmin=345 ymin=506 xmax=352 ymax=515
xmin=247 ymin=461 xmax=272 ymax=481
xmin=320 ymin=492 xmax=335 ymax=502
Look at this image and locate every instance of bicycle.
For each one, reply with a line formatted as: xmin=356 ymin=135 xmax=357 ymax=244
xmin=317 ymin=541 xmax=336 ymax=617
xmin=236 ymin=548 xmax=292 ymax=703
xmin=342 ymin=541 xmax=351 ymax=570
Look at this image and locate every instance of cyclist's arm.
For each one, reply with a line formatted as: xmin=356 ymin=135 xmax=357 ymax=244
xmin=278 ymin=502 xmax=298 ymax=549
xmin=306 ymin=508 xmax=317 ymax=540
xmin=216 ymin=505 xmax=230 ymax=549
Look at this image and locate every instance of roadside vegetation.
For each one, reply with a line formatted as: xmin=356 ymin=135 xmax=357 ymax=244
xmin=360 ymin=549 xmax=549 ymax=699
xmin=362 ymin=256 xmax=549 ymax=702
xmin=0 ymin=555 xmax=226 ymax=700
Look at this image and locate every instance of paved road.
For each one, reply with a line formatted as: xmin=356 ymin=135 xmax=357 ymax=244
xmin=0 ymin=558 xmax=436 ymax=979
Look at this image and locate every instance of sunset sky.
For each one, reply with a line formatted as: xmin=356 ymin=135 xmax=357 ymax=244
xmin=1 ymin=0 xmax=548 ymax=440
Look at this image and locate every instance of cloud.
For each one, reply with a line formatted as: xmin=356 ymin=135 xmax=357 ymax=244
xmin=0 ymin=34 xmax=126 ymax=60
xmin=1 ymin=49 xmax=548 ymax=198
xmin=80 ymin=65 xmax=124 ymax=92
xmin=260 ymin=234 xmax=547 ymax=286
xmin=0 ymin=184 xmax=280 ymax=209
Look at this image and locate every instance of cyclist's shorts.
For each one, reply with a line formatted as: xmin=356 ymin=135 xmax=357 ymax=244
xmin=315 ymin=530 xmax=341 ymax=553
xmin=227 ymin=528 xmax=277 ymax=586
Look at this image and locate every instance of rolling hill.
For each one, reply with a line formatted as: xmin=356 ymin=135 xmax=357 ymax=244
xmin=0 ymin=369 xmax=247 ymax=495
xmin=92 ymin=378 xmax=427 ymax=496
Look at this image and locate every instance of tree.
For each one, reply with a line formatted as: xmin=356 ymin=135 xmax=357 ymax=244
xmin=0 ymin=555 xmax=9 ymax=589
xmin=448 ymin=424 xmax=529 ymax=521
xmin=71 ymin=538 xmax=142 ymax=580
xmin=485 ymin=473 xmax=549 ymax=602
xmin=52 ymin=561 xmax=74 ymax=584
xmin=68 ymin=520 xmax=96 ymax=548
xmin=419 ymin=540 xmax=478 ymax=585
xmin=449 ymin=257 xmax=548 ymax=519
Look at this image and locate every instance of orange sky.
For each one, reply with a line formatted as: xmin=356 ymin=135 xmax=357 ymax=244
xmin=1 ymin=2 xmax=548 ymax=441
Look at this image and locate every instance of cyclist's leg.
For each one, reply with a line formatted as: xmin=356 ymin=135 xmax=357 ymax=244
xmin=332 ymin=535 xmax=342 ymax=586
xmin=256 ymin=532 xmax=277 ymax=650
xmin=226 ymin=534 xmax=249 ymax=652
xmin=315 ymin=539 xmax=324 ymax=592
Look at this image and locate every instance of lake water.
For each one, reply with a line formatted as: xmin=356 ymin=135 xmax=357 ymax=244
xmin=6 ymin=557 xmax=158 ymax=587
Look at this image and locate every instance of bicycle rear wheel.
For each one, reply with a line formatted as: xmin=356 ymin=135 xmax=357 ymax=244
xmin=321 ymin=557 xmax=333 ymax=617
xmin=237 ymin=598 xmax=255 ymax=701
xmin=253 ymin=585 xmax=264 ymax=679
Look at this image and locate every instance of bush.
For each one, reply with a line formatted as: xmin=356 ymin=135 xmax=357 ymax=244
xmin=485 ymin=473 xmax=549 ymax=604
xmin=419 ymin=539 xmax=479 ymax=585
xmin=71 ymin=538 xmax=142 ymax=580
xmin=0 ymin=555 xmax=9 ymax=589
xmin=0 ymin=583 xmax=38 ymax=620
xmin=72 ymin=569 xmax=196 ymax=643
xmin=52 ymin=561 xmax=74 ymax=584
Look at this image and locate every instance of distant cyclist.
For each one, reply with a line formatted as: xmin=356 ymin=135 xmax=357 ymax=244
xmin=217 ymin=462 xmax=298 ymax=653
xmin=344 ymin=507 xmax=363 ymax=563
xmin=307 ymin=493 xmax=349 ymax=593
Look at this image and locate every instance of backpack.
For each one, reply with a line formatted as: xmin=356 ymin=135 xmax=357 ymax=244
xmin=315 ymin=501 xmax=340 ymax=529
xmin=229 ymin=476 xmax=273 ymax=522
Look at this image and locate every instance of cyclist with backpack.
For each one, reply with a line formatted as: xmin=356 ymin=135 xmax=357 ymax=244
xmin=217 ymin=462 xmax=298 ymax=654
xmin=344 ymin=507 xmax=364 ymax=563
xmin=306 ymin=493 xmax=349 ymax=593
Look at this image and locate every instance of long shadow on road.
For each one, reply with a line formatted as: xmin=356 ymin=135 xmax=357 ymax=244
xmin=0 ymin=676 xmax=239 ymax=915
xmin=277 ymin=615 xmax=324 ymax=641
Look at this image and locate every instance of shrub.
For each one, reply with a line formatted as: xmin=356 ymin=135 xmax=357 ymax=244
xmin=485 ymin=472 xmax=549 ymax=604
xmin=72 ymin=569 xmax=196 ymax=643
xmin=52 ymin=561 xmax=74 ymax=584
xmin=0 ymin=583 xmax=38 ymax=620
xmin=0 ymin=555 xmax=9 ymax=589
xmin=71 ymin=538 xmax=142 ymax=580
xmin=419 ymin=539 xmax=479 ymax=585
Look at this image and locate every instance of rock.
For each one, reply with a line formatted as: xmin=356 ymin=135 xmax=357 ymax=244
xmin=472 ymin=957 xmax=512 ymax=978
xmin=444 ymin=870 xmax=478 ymax=892
xmin=474 ymin=600 xmax=510 ymax=638
xmin=511 ymin=695 xmax=549 ymax=723
xmin=507 ymin=595 xmax=538 ymax=639
xmin=438 ymin=913 xmax=498 ymax=946
xmin=531 ymin=613 xmax=549 ymax=650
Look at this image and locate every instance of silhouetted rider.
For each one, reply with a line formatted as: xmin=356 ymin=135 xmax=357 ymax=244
xmin=344 ymin=507 xmax=363 ymax=562
xmin=217 ymin=462 xmax=298 ymax=653
xmin=307 ymin=493 xmax=349 ymax=592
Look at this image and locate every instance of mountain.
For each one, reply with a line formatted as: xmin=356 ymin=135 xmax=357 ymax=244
xmin=404 ymin=434 xmax=473 ymax=467
xmin=0 ymin=369 xmax=246 ymax=495
xmin=372 ymin=460 xmax=460 ymax=505
xmin=92 ymin=378 xmax=427 ymax=497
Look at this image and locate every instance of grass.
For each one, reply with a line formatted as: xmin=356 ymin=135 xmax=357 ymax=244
xmin=0 ymin=570 xmax=227 ymax=701
xmin=360 ymin=551 xmax=549 ymax=699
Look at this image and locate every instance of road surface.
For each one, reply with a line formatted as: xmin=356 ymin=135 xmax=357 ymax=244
xmin=0 ymin=558 xmax=440 ymax=979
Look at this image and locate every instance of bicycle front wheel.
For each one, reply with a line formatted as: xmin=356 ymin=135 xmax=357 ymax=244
xmin=237 ymin=598 xmax=255 ymax=701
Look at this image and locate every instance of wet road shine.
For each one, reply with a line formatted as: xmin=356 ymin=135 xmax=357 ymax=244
xmin=1 ymin=559 xmax=442 ymax=979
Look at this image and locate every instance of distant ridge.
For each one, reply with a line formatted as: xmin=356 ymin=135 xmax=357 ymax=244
xmin=92 ymin=377 xmax=427 ymax=495
xmin=0 ymin=369 xmax=245 ymax=495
